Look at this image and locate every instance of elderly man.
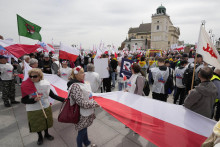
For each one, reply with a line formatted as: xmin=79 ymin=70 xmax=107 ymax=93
xmin=85 ymin=63 xmax=101 ymax=93
xmin=184 ymin=66 xmax=218 ymax=118
xmin=29 ymin=58 xmax=38 ymax=68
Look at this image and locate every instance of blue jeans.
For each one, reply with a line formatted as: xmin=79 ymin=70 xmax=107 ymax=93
xmin=111 ymin=72 xmax=116 ymax=87
xmin=118 ymin=82 xmax=127 ymax=91
xmin=77 ymin=128 xmax=90 ymax=147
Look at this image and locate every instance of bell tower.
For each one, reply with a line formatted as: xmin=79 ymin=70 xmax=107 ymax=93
xmin=151 ymin=5 xmax=172 ymax=50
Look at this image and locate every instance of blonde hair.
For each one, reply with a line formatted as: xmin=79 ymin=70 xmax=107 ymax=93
xmin=28 ymin=68 xmax=44 ymax=80
xmin=69 ymin=67 xmax=84 ymax=80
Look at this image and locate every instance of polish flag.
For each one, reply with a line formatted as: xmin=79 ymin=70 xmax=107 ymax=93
xmin=59 ymin=43 xmax=79 ymax=62
xmin=21 ymin=78 xmax=37 ymax=97
xmin=197 ymin=25 xmax=220 ymax=68
xmin=93 ymin=92 xmax=216 ymax=147
xmin=0 ymin=39 xmax=40 ymax=58
xmin=121 ymin=73 xmax=127 ymax=81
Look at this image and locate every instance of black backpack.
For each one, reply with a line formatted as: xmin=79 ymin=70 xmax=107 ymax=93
xmin=182 ymin=64 xmax=194 ymax=87
xmin=137 ymin=76 xmax=150 ymax=96
xmin=143 ymin=80 xmax=150 ymax=96
xmin=164 ymin=68 xmax=174 ymax=94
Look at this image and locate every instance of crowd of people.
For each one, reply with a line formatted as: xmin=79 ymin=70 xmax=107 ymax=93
xmin=1 ymin=48 xmax=220 ymax=146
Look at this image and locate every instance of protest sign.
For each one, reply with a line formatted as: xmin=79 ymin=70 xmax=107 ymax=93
xmin=94 ymin=58 xmax=109 ymax=78
xmin=120 ymin=58 xmax=133 ymax=79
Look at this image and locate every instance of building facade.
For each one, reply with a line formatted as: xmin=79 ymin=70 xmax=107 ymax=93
xmin=122 ymin=5 xmax=180 ymax=51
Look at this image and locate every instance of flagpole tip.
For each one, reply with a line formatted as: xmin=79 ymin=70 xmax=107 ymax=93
xmin=201 ymin=20 xmax=206 ymax=26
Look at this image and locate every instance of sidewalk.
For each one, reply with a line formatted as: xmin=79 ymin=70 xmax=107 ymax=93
xmin=0 ymin=84 xmax=158 ymax=147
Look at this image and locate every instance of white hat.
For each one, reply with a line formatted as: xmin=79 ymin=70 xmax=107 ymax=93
xmin=44 ymin=53 xmax=49 ymax=57
xmin=51 ymin=55 xmax=58 ymax=60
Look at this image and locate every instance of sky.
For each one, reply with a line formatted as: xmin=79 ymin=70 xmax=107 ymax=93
xmin=0 ymin=0 xmax=220 ymax=49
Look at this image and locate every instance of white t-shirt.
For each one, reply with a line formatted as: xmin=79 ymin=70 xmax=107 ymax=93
xmin=85 ymin=72 xmax=101 ymax=93
xmin=60 ymin=67 xmax=72 ymax=81
xmin=0 ymin=63 xmax=14 ymax=80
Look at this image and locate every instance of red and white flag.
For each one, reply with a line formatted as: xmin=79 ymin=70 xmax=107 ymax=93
xmin=59 ymin=43 xmax=79 ymax=62
xmin=21 ymin=61 xmax=68 ymax=102
xmin=0 ymin=40 xmax=40 ymax=58
xmin=93 ymin=92 xmax=216 ymax=147
xmin=197 ymin=25 xmax=220 ymax=68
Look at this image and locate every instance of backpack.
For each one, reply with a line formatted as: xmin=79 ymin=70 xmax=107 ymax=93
xmin=143 ymin=79 xmax=150 ymax=96
xmin=182 ymin=64 xmax=194 ymax=87
xmin=164 ymin=68 xmax=174 ymax=94
xmin=137 ymin=76 xmax=150 ymax=96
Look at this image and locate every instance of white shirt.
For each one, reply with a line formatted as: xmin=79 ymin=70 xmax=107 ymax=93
xmin=0 ymin=63 xmax=14 ymax=80
xmin=85 ymin=72 xmax=101 ymax=93
xmin=151 ymin=67 xmax=169 ymax=94
xmin=26 ymin=79 xmax=51 ymax=111
xmin=60 ymin=67 xmax=72 ymax=81
xmin=174 ymin=66 xmax=187 ymax=88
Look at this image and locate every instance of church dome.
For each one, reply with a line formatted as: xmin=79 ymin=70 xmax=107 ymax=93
xmin=157 ymin=5 xmax=166 ymax=14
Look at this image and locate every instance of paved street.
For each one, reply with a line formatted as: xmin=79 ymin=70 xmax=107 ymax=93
xmin=0 ymin=83 xmax=174 ymax=147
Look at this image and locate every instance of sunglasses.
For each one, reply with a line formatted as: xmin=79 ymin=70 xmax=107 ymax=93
xmin=29 ymin=75 xmax=38 ymax=79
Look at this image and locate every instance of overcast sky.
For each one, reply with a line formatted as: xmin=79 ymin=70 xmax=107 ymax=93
xmin=0 ymin=0 xmax=220 ymax=49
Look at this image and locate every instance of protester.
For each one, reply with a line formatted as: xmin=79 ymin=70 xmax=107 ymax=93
xmin=67 ymin=66 xmax=99 ymax=147
xmin=150 ymin=57 xmax=169 ymax=102
xmin=21 ymin=68 xmax=65 ymax=145
xmin=20 ymin=55 xmax=30 ymax=71
xmin=84 ymin=63 xmax=101 ymax=93
xmin=59 ymin=61 xmax=72 ymax=81
xmin=117 ymin=60 xmax=127 ymax=91
xmin=39 ymin=53 xmax=52 ymax=74
xmin=51 ymin=55 xmax=60 ymax=74
xmin=29 ymin=58 xmax=38 ymax=68
xmin=125 ymin=63 xmax=145 ymax=96
xmin=184 ymin=66 xmax=218 ymax=118
xmin=102 ymin=54 xmax=112 ymax=92
xmin=211 ymin=69 xmax=220 ymax=121
xmin=173 ymin=60 xmax=188 ymax=105
xmin=11 ymin=57 xmax=22 ymax=85
xmin=0 ymin=55 xmax=19 ymax=107
xmin=110 ymin=54 xmax=118 ymax=88
xmin=138 ymin=56 xmax=148 ymax=77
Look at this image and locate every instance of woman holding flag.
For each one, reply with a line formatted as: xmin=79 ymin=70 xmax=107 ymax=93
xmin=67 ymin=66 xmax=100 ymax=147
xmin=21 ymin=68 xmax=65 ymax=145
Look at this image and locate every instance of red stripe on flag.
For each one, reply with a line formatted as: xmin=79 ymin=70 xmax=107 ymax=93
xmin=5 ymin=44 xmax=40 ymax=58
xmin=59 ymin=50 xmax=78 ymax=62
xmin=51 ymin=84 xmax=68 ymax=98
xmin=93 ymin=96 xmax=207 ymax=147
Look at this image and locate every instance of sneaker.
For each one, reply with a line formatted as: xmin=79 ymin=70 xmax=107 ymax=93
xmin=11 ymin=101 xmax=20 ymax=104
xmin=45 ymin=134 xmax=54 ymax=141
xmin=4 ymin=101 xmax=11 ymax=107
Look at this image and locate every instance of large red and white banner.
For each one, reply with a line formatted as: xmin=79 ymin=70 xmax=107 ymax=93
xmin=93 ymin=92 xmax=216 ymax=147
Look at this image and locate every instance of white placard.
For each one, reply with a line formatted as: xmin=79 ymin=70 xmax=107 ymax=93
xmin=94 ymin=58 xmax=109 ymax=78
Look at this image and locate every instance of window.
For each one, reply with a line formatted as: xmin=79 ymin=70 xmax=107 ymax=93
xmin=157 ymin=21 xmax=159 ymax=23
xmin=157 ymin=25 xmax=159 ymax=30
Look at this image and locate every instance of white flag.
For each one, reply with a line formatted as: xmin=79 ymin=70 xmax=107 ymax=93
xmin=197 ymin=25 xmax=220 ymax=68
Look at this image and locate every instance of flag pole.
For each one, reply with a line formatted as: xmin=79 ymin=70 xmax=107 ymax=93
xmin=36 ymin=92 xmax=47 ymax=119
xmin=191 ymin=53 xmax=198 ymax=90
xmin=190 ymin=21 xmax=206 ymax=90
xmin=19 ymin=36 xmax=21 ymax=44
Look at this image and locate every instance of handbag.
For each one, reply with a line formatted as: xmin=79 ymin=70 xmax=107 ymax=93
xmin=58 ymin=98 xmax=80 ymax=124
